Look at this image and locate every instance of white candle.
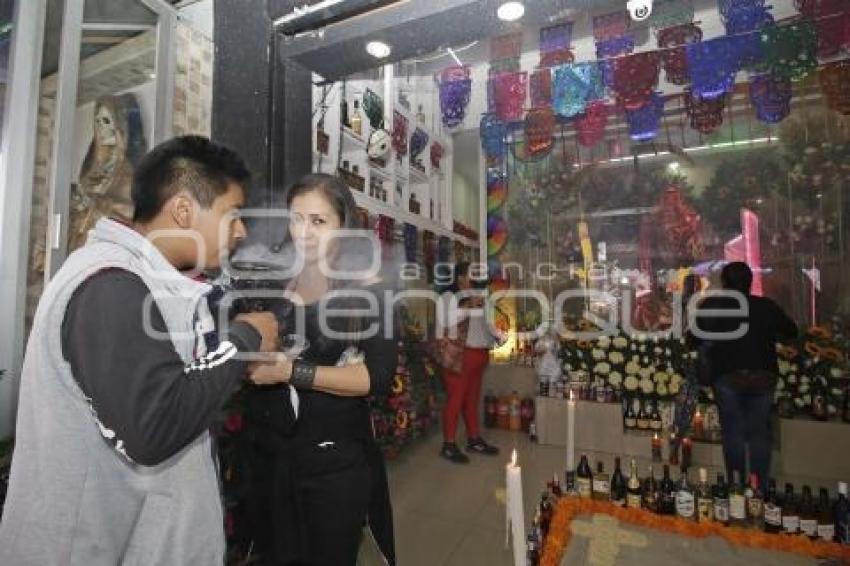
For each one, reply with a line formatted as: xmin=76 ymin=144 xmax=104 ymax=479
xmin=566 ymin=389 xmax=576 ymax=472
xmin=505 ymin=449 xmax=526 ymax=566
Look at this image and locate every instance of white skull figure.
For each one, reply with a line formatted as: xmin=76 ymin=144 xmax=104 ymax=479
xmin=94 ymin=104 xmax=118 ymax=146
xmin=535 ymin=327 xmax=562 ymax=384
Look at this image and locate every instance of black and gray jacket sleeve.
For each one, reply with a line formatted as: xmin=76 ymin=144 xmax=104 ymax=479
xmin=61 ymin=268 xmax=261 ymax=466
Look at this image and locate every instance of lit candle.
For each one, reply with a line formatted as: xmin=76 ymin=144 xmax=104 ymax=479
xmin=566 ymin=390 xmax=576 ymax=472
xmin=682 ymin=437 xmax=693 ymax=470
xmin=505 ymin=449 xmax=526 ymax=566
xmin=669 ymin=433 xmax=680 ymax=466
xmin=651 ymin=433 xmax=662 ymax=462
xmin=693 ymin=409 xmax=704 ymax=440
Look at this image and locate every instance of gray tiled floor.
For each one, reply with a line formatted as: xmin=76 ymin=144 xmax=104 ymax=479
xmin=377 ymin=428 xmax=550 ymax=566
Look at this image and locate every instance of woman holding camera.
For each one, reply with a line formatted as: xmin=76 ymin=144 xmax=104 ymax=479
xmin=243 ymin=174 xmax=396 ymax=565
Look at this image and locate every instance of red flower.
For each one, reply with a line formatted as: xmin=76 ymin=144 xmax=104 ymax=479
xmin=224 ymin=412 xmax=243 ymax=433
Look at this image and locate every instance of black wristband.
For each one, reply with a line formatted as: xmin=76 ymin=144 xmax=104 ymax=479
xmin=290 ymin=360 xmax=317 ymax=390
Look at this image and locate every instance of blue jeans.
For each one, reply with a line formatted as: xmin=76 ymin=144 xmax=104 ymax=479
xmin=713 ymin=381 xmax=774 ymax=487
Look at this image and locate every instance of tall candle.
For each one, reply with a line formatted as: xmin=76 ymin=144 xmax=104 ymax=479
xmin=682 ymin=437 xmax=693 ymax=470
xmin=693 ymin=409 xmax=705 ymax=440
xmin=566 ymin=390 xmax=576 ymax=472
xmin=505 ymin=449 xmax=526 ymax=566
xmin=651 ymin=433 xmax=662 ymax=462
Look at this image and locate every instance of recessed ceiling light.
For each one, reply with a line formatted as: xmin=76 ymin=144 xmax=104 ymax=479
xmin=366 ymin=41 xmax=392 ymax=59
xmin=497 ymin=2 xmax=525 ymax=22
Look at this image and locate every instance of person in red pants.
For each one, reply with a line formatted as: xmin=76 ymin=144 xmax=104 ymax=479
xmin=438 ymin=262 xmax=501 ymax=464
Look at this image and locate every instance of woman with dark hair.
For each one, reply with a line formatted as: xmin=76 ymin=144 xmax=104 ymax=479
xmin=243 ymin=173 xmax=396 ymax=565
xmin=437 ymin=261 xmax=501 ymax=464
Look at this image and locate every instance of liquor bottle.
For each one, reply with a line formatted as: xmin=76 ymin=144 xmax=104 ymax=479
xmin=627 ymin=459 xmax=642 ymax=509
xmin=675 ymin=467 xmax=696 ymax=521
xmin=659 ymin=465 xmax=677 ymax=515
xmin=746 ymin=473 xmax=764 ymax=529
xmin=782 ymin=484 xmax=800 ymax=535
xmin=650 ymin=400 xmax=663 ymax=432
xmin=576 ymin=455 xmax=593 ymax=499
xmin=799 ymin=486 xmax=818 ymax=539
xmin=696 ymin=468 xmax=713 ymax=524
xmin=350 ymin=100 xmax=363 ymax=136
xmin=637 ymin=398 xmax=650 ymax=430
xmin=835 ymin=481 xmax=849 ymax=544
xmin=729 ymin=471 xmax=747 ymax=527
xmin=509 ymin=391 xmax=522 ymax=432
xmin=526 ymin=532 xmax=540 ymax=566
xmin=642 ymin=466 xmax=659 ymax=513
xmin=817 ymin=488 xmax=835 ymax=542
xmin=341 ymin=96 xmax=350 ymax=128
xmin=592 ymin=461 xmax=611 ymax=501
xmin=538 ymin=491 xmax=553 ymax=537
xmin=811 ymin=379 xmax=829 ymax=421
xmin=624 ymin=398 xmax=637 ymax=430
xmin=763 ymin=479 xmax=783 ymax=534
xmin=610 ymin=457 xmax=627 ymax=507
xmin=713 ymin=473 xmax=730 ymax=526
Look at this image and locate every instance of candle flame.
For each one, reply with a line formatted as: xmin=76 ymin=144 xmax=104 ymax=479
xmin=511 ymin=449 xmax=517 ymax=467
xmin=569 ymin=390 xmax=575 ymax=402
xmin=654 ymin=433 xmax=658 ymax=440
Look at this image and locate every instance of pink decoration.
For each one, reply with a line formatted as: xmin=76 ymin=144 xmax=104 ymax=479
xmin=723 ymin=208 xmax=763 ymax=296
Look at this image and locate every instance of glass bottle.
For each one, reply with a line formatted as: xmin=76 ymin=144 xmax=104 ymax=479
xmin=836 ymin=481 xmax=850 ymax=544
xmin=746 ymin=473 xmax=764 ymax=529
xmin=811 ymin=378 xmax=829 ymax=421
xmin=659 ymin=465 xmax=677 ymax=515
xmin=782 ymin=483 xmax=800 ymax=535
xmin=696 ymin=468 xmax=713 ymax=524
xmin=675 ymin=467 xmax=696 ymax=521
xmin=713 ymin=473 xmax=730 ymax=526
xmin=642 ymin=465 xmax=659 ymax=513
xmin=650 ymin=400 xmax=663 ymax=432
xmin=624 ymin=398 xmax=637 ymax=430
xmin=763 ymin=478 xmax=783 ymax=534
xmin=592 ymin=461 xmax=610 ymax=501
xmin=637 ymin=398 xmax=650 ymax=430
xmin=610 ymin=457 xmax=627 ymax=507
xmin=627 ymin=459 xmax=642 ymax=509
xmin=729 ymin=471 xmax=747 ymax=527
xmin=817 ymin=487 xmax=835 ymax=542
xmin=576 ymin=455 xmax=593 ymax=499
xmin=799 ymin=485 xmax=818 ymax=539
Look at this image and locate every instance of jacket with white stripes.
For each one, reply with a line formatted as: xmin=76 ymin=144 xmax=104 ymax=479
xmin=60 ymin=267 xmax=260 ymax=466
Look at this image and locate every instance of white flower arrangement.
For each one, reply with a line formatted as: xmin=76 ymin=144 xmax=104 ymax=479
xmin=778 ymin=360 xmax=791 ymax=376
xmin=653 ymin=347 xmax=663 ymax=355
xmin=592 ymin=349 xmax=606 ymax=361
xmin=802 ymin=393 xmax=812 ymax=405
xmin=830 ymin=368 xmax=844 ymax=379
xmin=800 ymin=375 xmax=811 ymax=385
xmin=794 ymin=397 xmax=805 ymax=409
xmin=597 ymin=336 xmax=611 ymax=349
xmin=639 ymin=377 xmax=655 ymax=395
xmin=657 ymin=383 xmax=669 ymax=396
xmin=625 ymin=361 xmax=641 ymax=375
xmin=670 ymin=373 xmax=683 ymax=387
xmin=798 ymin=384 xmax=810 ymax=394
xmin=594 ymin=362 xmax=611 ymax=375
xmin=613 ymin=336 xmax=628 ymax=349
xmin=653 ymin=371 xmax=670 ymax=384
xmin=608 ymin=351 xmax=625 ymax=365
xmin=776 ymin=379 xmax=785 ymax=391
xmin=638 ymin=367 xmax=653 ymax=380
xmin=832 ymin=387 xmax=844 ymax=397
xmin=669 ymin=381 xmax=681 ymax=395
xmin=639 ymin=345 xmax=647 ymax=353
xmin=664 ymin=348 xmax=672 ymax=357
xmin=787 ymin=373 xmax=798 ymax=384
xmin=625 ymin=375 xmax=640 ymax=391
xmin=608 ymin=372 xmax=623 ymax=387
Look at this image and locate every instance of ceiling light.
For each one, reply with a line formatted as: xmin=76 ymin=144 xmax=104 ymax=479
xmin=667 ymin=161 xmax=680 ymax=171
xmin=497 ymin=2 xmax=525 ymax=22
xmin=366 ymin=41 xmax=392 ymax=59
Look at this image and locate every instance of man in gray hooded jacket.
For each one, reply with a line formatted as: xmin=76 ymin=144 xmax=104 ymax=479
xmin=0 ymin=136 xmax=283 ymax=565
